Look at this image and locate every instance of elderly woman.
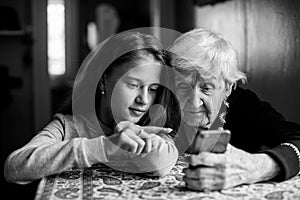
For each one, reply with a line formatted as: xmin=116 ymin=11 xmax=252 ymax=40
xmin=168 ymin=27 xmax=300 ymax=191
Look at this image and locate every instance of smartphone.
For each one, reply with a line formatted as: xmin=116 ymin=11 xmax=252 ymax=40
xmin=190 ymin=129 xmax=231 ymax=154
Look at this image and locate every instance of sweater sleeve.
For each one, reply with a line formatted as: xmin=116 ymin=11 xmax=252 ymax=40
xmin=261 ymin=142 xmax=300 ymax=181
xmin=4 ymin=114 xmax=179 ymax=184
xmin=226 ymin=87 xmax=300 ymax=181
xmin=85 ymin=133 xmax=179 ymax=177
xmin=3 ymin=115 xmax=107 ymax=184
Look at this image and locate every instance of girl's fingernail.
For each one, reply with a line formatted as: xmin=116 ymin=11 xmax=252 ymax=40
xmin=166 ymin=128 xmax=173 ymax=132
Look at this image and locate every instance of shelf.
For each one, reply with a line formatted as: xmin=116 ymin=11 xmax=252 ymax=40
xmin=0 ymin=30 xmax=27 ymax=36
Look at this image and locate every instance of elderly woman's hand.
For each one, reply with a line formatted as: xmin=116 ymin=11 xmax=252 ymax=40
xmin=183 ymin=144 xmax=280 ymax=191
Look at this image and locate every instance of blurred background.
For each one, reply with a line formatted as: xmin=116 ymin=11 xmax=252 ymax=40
xmin=1 ymin=0 xmax=300 ymax=198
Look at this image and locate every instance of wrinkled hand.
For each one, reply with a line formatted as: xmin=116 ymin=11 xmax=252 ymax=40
xmin=183 ymin=144 xmax=279 ymax=191
xmin=106 ymin=121 xmax=173 ymax=156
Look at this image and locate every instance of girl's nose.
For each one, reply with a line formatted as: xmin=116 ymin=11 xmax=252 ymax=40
xmin=135 ymin=87 xmax=150 ymax=105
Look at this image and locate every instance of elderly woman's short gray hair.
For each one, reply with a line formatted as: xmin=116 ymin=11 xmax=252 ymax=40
xmin=168 ymin=28 xmax=247 ymax=86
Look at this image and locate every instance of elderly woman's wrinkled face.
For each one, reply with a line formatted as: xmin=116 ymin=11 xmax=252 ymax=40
xmin=175 ymin=70 xmax=229 ymax=129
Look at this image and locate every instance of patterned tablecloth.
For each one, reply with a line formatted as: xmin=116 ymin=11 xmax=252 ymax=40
xmin=35 ymin=156 xmax=300 ymax=200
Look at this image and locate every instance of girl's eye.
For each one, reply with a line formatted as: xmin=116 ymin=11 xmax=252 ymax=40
xmin=149 ymin=85 xmax=159 ymax=94
xmin=176 ymin=83 xmax=190 ymax=92
xmin=128 ymin=83 xmax=139 ymax=89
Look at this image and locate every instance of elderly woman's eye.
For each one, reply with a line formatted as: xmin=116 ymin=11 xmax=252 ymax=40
xmin=201 ymin=84 xmax=214 ymax=93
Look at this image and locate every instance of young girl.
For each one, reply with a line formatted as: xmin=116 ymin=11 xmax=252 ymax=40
xmin=4 ymin=31 xmax=181 ymax=184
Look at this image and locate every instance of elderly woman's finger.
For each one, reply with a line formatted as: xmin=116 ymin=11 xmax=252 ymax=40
xmin=188 ymin=153 xmax=226 ymax=167
xmin=183 ymin=167 xmax=225 ymax=180
xmin=222 ymin=172 xmax=246 ymax=189
xmin=183 ymin=176 xmax=223 ymax=192
xmin=225 ymin=143 xmax=234 ymax=152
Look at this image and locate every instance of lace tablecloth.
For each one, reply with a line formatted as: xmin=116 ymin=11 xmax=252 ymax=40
xmin=35 ymin=156 xmax=300 ymax=200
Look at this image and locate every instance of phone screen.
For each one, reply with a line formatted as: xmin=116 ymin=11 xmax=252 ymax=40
xmin=190 ymin=129 xmax=231 ymax=154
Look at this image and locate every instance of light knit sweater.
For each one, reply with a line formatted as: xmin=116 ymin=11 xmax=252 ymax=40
xmin=4 ymin=114 xmax=179 ymax=184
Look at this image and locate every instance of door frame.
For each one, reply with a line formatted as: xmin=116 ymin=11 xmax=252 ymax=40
xmin=32 ymin=0 xmax=51 ymax=132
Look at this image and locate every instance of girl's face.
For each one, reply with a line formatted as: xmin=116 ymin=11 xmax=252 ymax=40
xmin=105 ymin=59 xmax=162 ymax=124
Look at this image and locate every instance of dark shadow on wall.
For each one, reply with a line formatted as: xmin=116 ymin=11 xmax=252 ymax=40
xmin=78 ymin=0 xmax=151 ymax=64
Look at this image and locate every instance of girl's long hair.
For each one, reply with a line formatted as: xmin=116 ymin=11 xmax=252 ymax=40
xmin=58 ymin=32 xmax=181 ymax=137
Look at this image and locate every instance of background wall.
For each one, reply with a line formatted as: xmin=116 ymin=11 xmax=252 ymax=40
xmin=194 ymin=0 xmax=300 ymax=124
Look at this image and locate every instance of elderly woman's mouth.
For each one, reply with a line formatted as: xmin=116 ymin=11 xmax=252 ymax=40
xmin=185 ymin=110 xmax=207 ymax=114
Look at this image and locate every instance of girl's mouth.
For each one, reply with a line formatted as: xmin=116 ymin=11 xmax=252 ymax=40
xmin=129 ymin=108 xmax=146 ymax=117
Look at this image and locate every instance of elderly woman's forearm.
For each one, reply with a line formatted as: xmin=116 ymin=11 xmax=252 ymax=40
xmin=250 ymin=153 xmax=280 ymax=183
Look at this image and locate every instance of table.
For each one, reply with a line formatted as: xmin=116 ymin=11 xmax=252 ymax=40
xmin=35 ymin=156 xmax=300 ymax=200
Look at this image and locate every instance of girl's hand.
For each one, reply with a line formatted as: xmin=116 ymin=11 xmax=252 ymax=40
xmin=105 ymin=121 xmax=173 ymax=157
xmin=183 ymin=144 xmax=280 ymax=191
xmin=115 ymin=121 xmax=173 ymax=136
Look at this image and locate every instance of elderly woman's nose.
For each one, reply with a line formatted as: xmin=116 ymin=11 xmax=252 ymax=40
xmin=187 ymin=88 xmax=203 ymax=107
